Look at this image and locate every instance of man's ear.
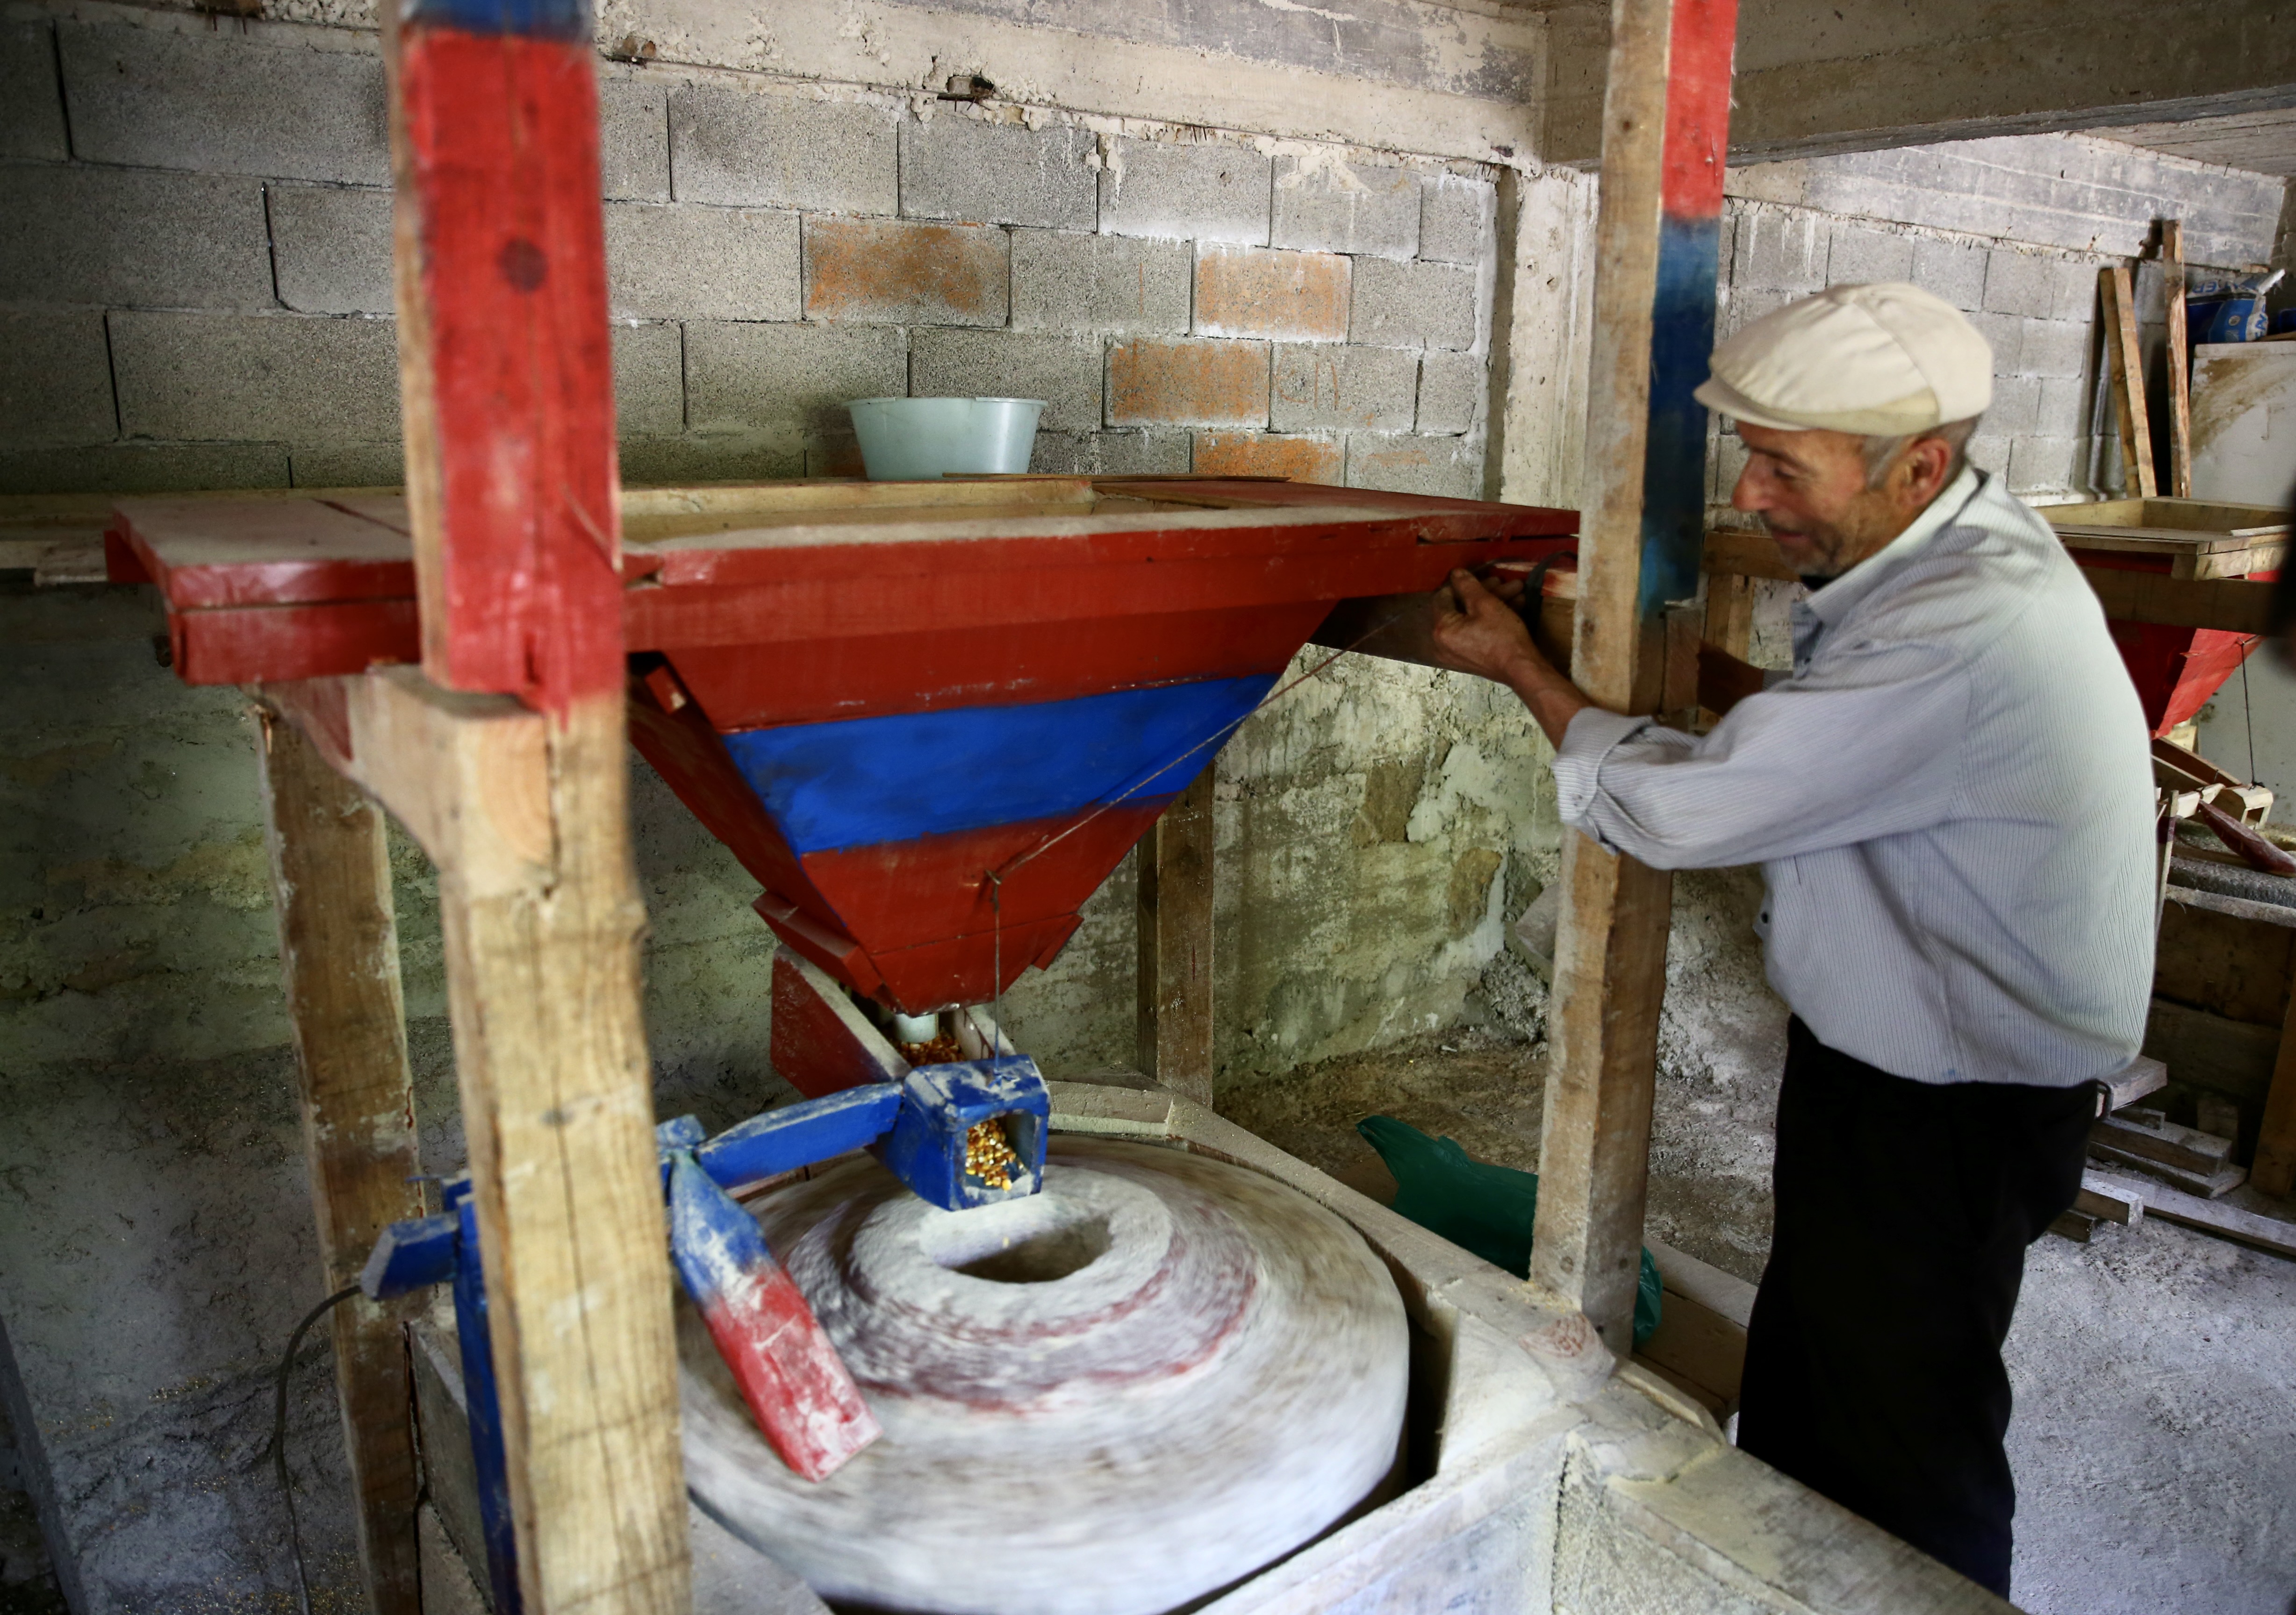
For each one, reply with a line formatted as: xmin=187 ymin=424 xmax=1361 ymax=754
xmin=1897 ymin=436 xmax=1953 ymax=507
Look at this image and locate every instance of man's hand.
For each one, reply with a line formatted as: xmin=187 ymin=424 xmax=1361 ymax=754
xmin=1430 ymin=568 xmax=1542 ymax=685
xmin=1429 ymin=569 xmax=1592 ymax=746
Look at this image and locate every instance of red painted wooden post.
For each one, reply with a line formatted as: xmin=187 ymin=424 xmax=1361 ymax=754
xmin=380 ymin=0 xmax=688 ymax=1606
xmin=1532 ymin=0 xmax=1738 ymax=1351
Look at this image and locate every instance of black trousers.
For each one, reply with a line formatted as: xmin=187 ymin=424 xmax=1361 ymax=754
xmin=1736 ymin=1017 xmax=2096 ymax=1597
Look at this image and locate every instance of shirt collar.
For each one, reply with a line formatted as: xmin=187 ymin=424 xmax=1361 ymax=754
xmin=1802 ymin=466 xmax=1985 ymax=627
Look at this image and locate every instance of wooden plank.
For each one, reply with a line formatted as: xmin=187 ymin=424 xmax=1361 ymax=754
xmin=254 ymin=711 xmax=424 ymax=1615
xmin=2154 ymin=893 xmax=2295 ymax=1027
xmin=2164 ymin=221 xmax=2193 ymax=500
xmin=2143 ymin=996 xmax=2281 ymax=1105
xmin=1703 ymin=526 xmax=1795 ymax=581
xmin=2104 ymin=1055 xmax=2168 ymax=1113
xmin=2099 ymin=265 xmax=2158 ymax=500
xmin=2093 ymin=1110 xmax=2233 ymax=1174
xmin=2074 ymin=568 xmax=2272 ymax=633
xmin=1136 ymin=765 xmax=1216 ymax=1107
xmin=2086 ymin=1169 xmax=2296 ymax=1258
xmin=2046 ymin=1209 xmax=2097 ymax=1242
xmin=1700 ymin=572 xmax=1754 ymax=662
xmin=2075 ymin=1177 xmax=2143 ymax=1224
xmin=379 ymin=0 xmax=689 ymax=1600
xmin=1532 ymin=0 xmax=1737 ymax=1351
xmin=2253 ymin=950 xmax=2296 ymax=1197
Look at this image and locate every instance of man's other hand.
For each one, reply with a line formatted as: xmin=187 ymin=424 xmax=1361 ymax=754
xmin=1431 ymin=569 xmax=1546 ymax=685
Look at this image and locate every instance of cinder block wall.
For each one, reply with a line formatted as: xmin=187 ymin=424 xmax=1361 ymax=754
xmin=0 ymin=11 xmax=1499 ymax=497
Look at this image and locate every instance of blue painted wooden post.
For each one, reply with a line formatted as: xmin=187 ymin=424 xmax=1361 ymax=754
xmin=1531 ymin=0 xmax=1738 ymax=1350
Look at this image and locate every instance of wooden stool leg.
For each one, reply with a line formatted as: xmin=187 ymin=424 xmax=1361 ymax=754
xmin=256 ymin=710 xmax=424 ymax=1615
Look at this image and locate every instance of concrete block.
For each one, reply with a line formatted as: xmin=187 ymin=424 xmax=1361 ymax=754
xmin=1732 ymin=208 xmax=1826 ymax=293
xmin=2049 ymin=257 xmax=2102 ymax=325
xmin=1347 ymin=433 xmax=1480 ymax=498
xmin=1351 ymin=258 xmax=1477 ymax=350
xmin=1107 ymin=338 xmax=1268 ymax=428
xmin=0 ymin=22 xmax=66 ymax=160
xmin=685 ymin=321 xmax=905 ymax=435
xmin=1965 ymin=433 xmax=2013 ymax=483
xmin=0 ymin=440 xmax=290 ymax=495
xmin=0 ymin=311 xmax=116 ymax=446
xmin=110 ymin=310 xmax=402 ymax=443
xmin=1718 ymin=286 xmax=1794 ymax=340
xmin=900 ymin=114 xmax=1095 ymax=230
xmin=1194 ymin=244 xmax=1350 ymax=343
xmin=2038 ymin=374 xmax=2091 ymax=439
xmin=671 ymin=85 xmax=897 ymax=215
xmin=1270 ymin=157 xmax=1417 ymax=260
xmin=1910 ymin=235 xmax=1988 ymax=312
xmin=909 ymin=329 xmax=1102 ymax=432
xmin=605 ymin=200 xmax=801 ymax=322
xmin=1100 ymin=137 xmax=1270 ymax=246
xmin=1191 ymin=431 xmax=1342 ymax=484
xmin=1982 ymin=250 xmax=2057 ymax=318
xmin=1826 ymin=224 xmax=1914 ymax=287
xmin=290 ymin=442 xmax=402 ymax=488
xmin=1416 ymin=349 xmax=1484 ymax=436
xmin=624 ymin=432 xmax=805 ymax=485
xmin=1012 ymin=231 xmax=1190 ymax=336
xmin=1966 ymin=311 xmax=2024 ymax=376
xmin=2007 ymin=434 xmax=2083 ymax=493
xmin=58 ymin=21 xmax=388 ymax=184
xmin=612 ymin=321 xmax=686 ymax=438
xmin=1028 ymin=429 xmax=1191 ymax=476
xmin=599 ymin=75 xmax=671 ymax=202
xmin=0 ymin=164 xmax=272 ymax=310
xmin=1420 ymin=173 xmax=1496 ymax=265
xmin=1986 ymin=373 xmax=2041 ymax=437
xmin=804 ymin=217 xmax=1007 ymax=327
xmin=269 ymin=183 xmax=394 ymax=316
xmin=2018 ymin=319 xmax=2090 ymax=381
xmin=1270 ymin=343 xmax=1416 ymax=432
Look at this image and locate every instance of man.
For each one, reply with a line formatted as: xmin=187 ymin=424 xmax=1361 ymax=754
xmin=1430 ymin=282 xmax=2155 ymax=1596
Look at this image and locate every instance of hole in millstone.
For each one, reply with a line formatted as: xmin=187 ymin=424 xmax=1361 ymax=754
xmin=951 ymin=1215 xmax=1113 ymax=1284
xmin=919 ymin=1192 xmax=1118 ymax=1285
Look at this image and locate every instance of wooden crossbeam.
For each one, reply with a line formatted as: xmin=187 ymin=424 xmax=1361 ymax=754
xmin=254 ymin=712 xmax=424 ymax=1615
xmin=1532 ymin=0 xmax=1738 ymax=1351
xmin=2164 ymin=222 xmax=2194 ymax=500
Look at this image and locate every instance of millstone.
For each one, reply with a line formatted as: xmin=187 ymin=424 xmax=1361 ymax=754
xmin=681 ymin=1136 xmax=1410 ymax=1615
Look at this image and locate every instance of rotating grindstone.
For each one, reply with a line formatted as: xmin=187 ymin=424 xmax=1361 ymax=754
xmin=682 ymin=1137 xmax=1410 ymax=1615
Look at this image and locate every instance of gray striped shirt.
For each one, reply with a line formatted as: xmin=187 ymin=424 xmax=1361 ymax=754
xmin=1552 ymin=468 xmax=2156 ymax=1087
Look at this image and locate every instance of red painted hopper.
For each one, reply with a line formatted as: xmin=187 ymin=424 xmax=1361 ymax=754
xmin=110 ymin=476 xmax=1575 ymax=1014
xmin=2044 ymin=497 xmax=2289 ymax=736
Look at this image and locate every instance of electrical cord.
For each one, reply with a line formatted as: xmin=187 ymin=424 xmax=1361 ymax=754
xmin=272 ymin=1284 xmax=359 ymax=1615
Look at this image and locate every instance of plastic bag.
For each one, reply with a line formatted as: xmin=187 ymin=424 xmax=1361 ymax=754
xmin=1357 ymin=1114 xmax=1662 ymax=1347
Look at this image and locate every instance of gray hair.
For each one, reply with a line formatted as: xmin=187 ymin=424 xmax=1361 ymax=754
xmin=1861 ymin=416 xmax=1982 ymax=489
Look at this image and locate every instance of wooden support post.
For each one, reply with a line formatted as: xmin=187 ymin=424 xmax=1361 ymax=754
xmin=380 ymin=0 xmax=689 ymax=1603
xmin=1531 ymin=0 xmax=1737 ymax=1351
xmin=1137 ymin=765 xmax=1217 ymax=1107
xmin=2100 ymin=265 xmax=2159 ymax=499
xmin=2163 ymin=221 xmax=2193 ymax=500
xmin=2254 ymin=953 xmax=2296 ymax=1198
xmin=255 ymin=711 xmax=424 ymax=1615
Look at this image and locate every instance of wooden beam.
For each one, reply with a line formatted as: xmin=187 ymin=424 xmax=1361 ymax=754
xmin=2253 ymin=951 xmax=2296 ymax=1197
xmin=1137 ymin=765 xmax=1217 ymax=1107
xmin=2100 ymin=265 xmax=2159 ymax=500
xmin=379 ymin=0 xmax=688 ymax=1602
xmin=253 ymin=711 xmax=424 ymax=1615
xmin=2163 ymin=221 xmax=2193 ymax=500
xmin=2087 ymin=1170 xmax=2296 ymax=1259
xmin=1532 ymin=0 xmax=1737 ymax=1351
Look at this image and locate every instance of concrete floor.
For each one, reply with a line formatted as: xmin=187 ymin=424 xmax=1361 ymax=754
xmin=1219 ymin=1023 xmax=2296 ymax=1615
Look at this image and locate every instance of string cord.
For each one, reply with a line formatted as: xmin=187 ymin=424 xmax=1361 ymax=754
xmin=272 ymin=1285 xmax=360 ymax=1615
xmin=2241 ymin=643 xmax=2258 ymax=785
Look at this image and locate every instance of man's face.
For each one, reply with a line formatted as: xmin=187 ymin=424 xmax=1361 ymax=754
xmin=1730 ymin=424 xmax=1912 ymax=580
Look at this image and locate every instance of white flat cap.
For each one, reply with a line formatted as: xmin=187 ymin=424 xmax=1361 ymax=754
xmin=1694 ymin=282 xmax=1993 ymax=435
